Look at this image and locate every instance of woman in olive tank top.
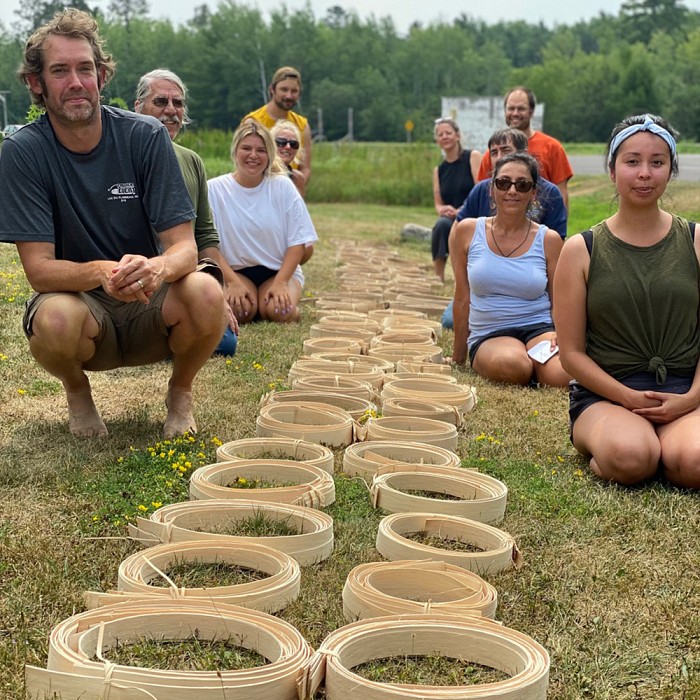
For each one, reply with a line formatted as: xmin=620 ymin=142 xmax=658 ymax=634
xmin=554 ymin=114 xmax=700 ymax=489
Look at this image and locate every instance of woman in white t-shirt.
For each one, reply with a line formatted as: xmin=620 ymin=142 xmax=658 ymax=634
xmin=208 ymin=119 xmax=318 ymax=323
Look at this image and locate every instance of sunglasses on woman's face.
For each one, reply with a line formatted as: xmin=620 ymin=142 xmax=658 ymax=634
xmin=275 ymin=137 xmax=299 ymax=149
xmin=493 ymin=177 xmax=535 ymax=193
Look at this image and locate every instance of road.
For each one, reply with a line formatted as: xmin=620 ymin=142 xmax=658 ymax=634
xmin=570 ymin=154 xmax=700 ymax=181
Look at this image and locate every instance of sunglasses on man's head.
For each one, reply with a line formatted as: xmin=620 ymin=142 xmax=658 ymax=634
xmin=493 ymin=177 xmax=535 ymax=193
xmin=275 ymin=137 xmax=299 ymax=149
xmin=152 ymin=96 xmax=185 ymax=108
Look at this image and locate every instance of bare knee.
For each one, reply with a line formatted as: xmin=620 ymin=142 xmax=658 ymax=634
xmin=166 ymin=273 xmax=226 ymax=334
xmin=259 ymin=301 xmax=300 ymax=323
xmin=31 ymin=297 xmax=95 ymax=353
xmin=591 ymin=438 xmax=660 ymax=485
xmin=236 ymin=302 xmax=258 ymax=325
xmin=662 ymin=446 xmax=700 ymax=489
xmin=474 ymin=351 xmax=532 ymax=385
xmin=534 ymin=359 xmax=571 ymax=388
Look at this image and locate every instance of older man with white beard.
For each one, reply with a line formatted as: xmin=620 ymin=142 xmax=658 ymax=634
xmin=135 ymin=69 xmax=238 ymax=355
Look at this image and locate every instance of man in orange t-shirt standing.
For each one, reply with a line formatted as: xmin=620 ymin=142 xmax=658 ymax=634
xmin=477 ymin=86 xmax=573 ymax=210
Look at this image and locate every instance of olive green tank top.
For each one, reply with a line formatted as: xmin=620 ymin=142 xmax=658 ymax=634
xmin=586 ymin=215 xmax=700 ymax=383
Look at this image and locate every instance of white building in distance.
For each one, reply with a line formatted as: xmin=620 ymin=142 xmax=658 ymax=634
xmin=441 ymin=96 xmax=544 ymax=152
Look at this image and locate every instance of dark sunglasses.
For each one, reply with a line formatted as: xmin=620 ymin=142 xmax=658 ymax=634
xmin=275 ymin=137 xmax=299 ymax=149
xmin=152 ymin=96 xmax=185 ymax=108
xmin=493 ymin=177 xmax=535 ymax=193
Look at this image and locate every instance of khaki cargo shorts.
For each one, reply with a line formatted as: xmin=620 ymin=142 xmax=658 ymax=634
xmin=23 ymin=284 xmax=172 ymax=371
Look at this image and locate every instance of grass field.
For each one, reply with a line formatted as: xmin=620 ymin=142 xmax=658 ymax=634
xmin=0 ymin=175 xmax=699 ymax=699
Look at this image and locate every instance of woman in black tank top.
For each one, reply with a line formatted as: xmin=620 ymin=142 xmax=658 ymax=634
xmin=431 ymin=117 xmax=481 ymax=282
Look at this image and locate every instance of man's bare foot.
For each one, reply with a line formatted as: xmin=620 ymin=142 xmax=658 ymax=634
xmin=164 ymin=386 xmax=197 ymax=438
xmin=65 ymin=389 xmax=108 ymax=437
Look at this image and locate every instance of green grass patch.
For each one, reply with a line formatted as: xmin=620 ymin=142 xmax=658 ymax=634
xmin=104 ymin=637 xmax=267 ymax=671
xmin=354 ymin=654 xmax=510 ymax=686
xmin=80 ymin=434 xmax=217 ymax=531
xmin=200 ymin=511 xmax=299 ymax=537
xmin=3 ymin=196 xmax=700 ymax=700
xmin=404 ymin=530 xmax=486 ymax=553
xmin=151 ymin=561 xmax=268 ymax=588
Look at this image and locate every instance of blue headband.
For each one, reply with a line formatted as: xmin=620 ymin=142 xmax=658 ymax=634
xmin=608 ymin=115 xmax=677 ymax=168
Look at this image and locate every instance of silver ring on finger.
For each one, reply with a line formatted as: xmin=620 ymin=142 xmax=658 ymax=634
xmin=136 ymin=279 xmax=145 ymax=290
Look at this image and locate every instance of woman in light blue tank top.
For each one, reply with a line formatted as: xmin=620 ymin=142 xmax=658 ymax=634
xmin=449 ymin=153 xmax=570 ymax=388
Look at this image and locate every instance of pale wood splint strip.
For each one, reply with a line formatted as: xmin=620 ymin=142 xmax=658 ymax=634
xmin=300 ymin=613 xmax=549 ymax=699
xmin=375 ymin=512 xmax=522 ymax=575
xmin=256 ymin=402 xmax=356 ymax=448
xmin=216 ymin=437 xmax=334 ymax=474
xmin=261 ymin=389 xmax=377 ymax=421
xmin=128 ymin=499 xmax=334 ymax=566
xmin=189 ymin=459 xmax=336 ymax=508
xmin=360 ymin=416 xmax=459 ymax=452
xmin=342 ymin=560 xmax=497 ymax=621
xmin=84 ymin=540 xmax=301 ymax=613
xmin=343 ymin=441 xmax=461 ymax=481
xmin=26 ymin=599 xmax=312 ymax=700
xmin=381 ymin=397 xmax=463 ymax=427
xmin=292 ymin=375 xmax=378 ymax=403
xmin=381 ymin=377 xmax=477 ymax=413
xmin=370 ymin=464 xmax=507 ymax=524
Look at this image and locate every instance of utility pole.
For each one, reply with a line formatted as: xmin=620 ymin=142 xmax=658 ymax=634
xmin=0 ymin=92 xmax=9 ymax=130
xmin=315 ymin=107 xmax=324 ymax=142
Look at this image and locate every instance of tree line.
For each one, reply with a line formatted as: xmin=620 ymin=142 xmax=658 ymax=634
xmin=1 ymin=0 xmax=699 ymax=143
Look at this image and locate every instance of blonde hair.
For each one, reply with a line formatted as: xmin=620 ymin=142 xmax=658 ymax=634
xmin=271 ymin=119 xmax=304 ymax=168
xmin=231 ymin=119 xmax=286 ymax=177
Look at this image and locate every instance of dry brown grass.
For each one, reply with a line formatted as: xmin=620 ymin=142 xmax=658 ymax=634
xmin=1 ymin=200 xmax=699 ymax=699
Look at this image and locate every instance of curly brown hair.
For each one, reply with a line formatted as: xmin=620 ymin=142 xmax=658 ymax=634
xmin=18 ymin=8 xmax=116 ymax=107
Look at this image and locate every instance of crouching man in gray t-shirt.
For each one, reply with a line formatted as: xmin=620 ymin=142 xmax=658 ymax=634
xmin=0 ymin=9 xmax=226 ymax=438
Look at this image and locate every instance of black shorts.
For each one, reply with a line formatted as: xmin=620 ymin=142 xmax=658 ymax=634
xmin=468 ymin=323 xmax=554 ymax=365
xmin=568 ymin=371 xmax=694 ymax=432
xmin=237 ymin=265 xmax=277 ymax=288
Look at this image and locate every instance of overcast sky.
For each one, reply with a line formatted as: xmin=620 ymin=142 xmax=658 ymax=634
xmin=5 ymin=0 xmax=700 ymax=33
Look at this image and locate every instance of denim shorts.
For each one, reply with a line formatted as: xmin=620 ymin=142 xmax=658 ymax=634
xmin=468 ymin=323 xmax=555 ymax=365
xmin=568 ymin=371 xmax=694 ymax=430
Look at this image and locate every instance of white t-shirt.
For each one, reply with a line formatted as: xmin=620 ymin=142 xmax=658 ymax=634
xmin=207 ymin=173 xmax=317 ymax=286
